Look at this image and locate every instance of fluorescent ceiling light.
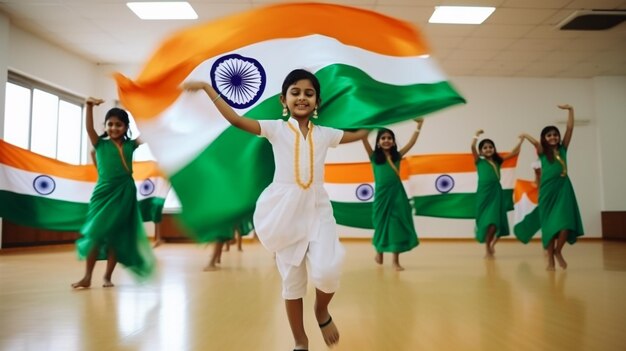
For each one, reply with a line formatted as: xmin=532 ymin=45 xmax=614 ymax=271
xmin=429 ymin=6 xmax=495 ymax=24
xmin=127 ymin=2 xmax=198 ymax=20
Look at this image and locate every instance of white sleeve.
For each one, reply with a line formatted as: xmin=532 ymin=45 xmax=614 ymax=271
xmin=258 ymin=119 xmax=280 ymax=141
xmin=324 ymin=126 xmax=344 ymax=148
xmin=531 ymin=160 xmax=541 ymax=169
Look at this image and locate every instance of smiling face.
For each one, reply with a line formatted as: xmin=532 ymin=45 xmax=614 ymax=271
xmin=480 ymin=141 xmax=495 ymax=158
xmin=105 ymin=116 xmax=128 ymax=141
xmin=540 ymin=126 xmax=561 ymax=152
xmin=544 ymin=129 xmax=561 ymax=146
xmin=377 ymin=131 xmax=396 ymax=151
xmin=280 ymin=79 xmax=318 ymax=119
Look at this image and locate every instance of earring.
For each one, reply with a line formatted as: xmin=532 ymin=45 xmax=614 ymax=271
xmin=313 ymin=107 xmax=318 ymax=119
xmin=282 ymin=106 xmax=288 ymax=117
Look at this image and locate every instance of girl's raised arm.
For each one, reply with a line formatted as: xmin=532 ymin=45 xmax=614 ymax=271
xmin=399 ymin=119 xmax=424 ymax=156
xmin=521 ymin=133 xmax=541 ymax=154
xmin=361 ymin=131 xmax=373 ymax=158
xmin=502 ymin=135 xmax=524 ymax=161
xmin=182 ymin=81 xmax=261 ymax=135
xmin=85 ymin=97 xmax=104 ymax=146
xmin=340 ymin=129 xmax=370 ymax=144
xmin=559 ymin=104 xmax=574 ymax=149
xmin=471 ymin=129 xmax=483 ymax=162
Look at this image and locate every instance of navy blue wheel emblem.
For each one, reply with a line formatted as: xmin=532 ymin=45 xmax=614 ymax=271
xmin=355 ymin=184 xmax=374 ymax=201
xmin=140 ymin=179 xmax=155 ymax=196
xmin=210 ymin=54 xmax=266 ymax=109
xmin=33 ymin=175 xmax=56 ymax=195
xmin=435 ymin=174 xmax=455 ymax=194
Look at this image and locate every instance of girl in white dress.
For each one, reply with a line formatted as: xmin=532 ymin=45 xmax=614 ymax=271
xmin=183 ymin=69 xmax=368 ymax=350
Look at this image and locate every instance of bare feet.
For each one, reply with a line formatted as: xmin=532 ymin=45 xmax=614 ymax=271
xmin=489 ymin=237 xmax=499 ymax=254
xmin=555 ymin=252 xmax=568 ymax=269
xmin=374 ymin=253 xmax=383 ymax=265
xmin=71 ymin=278 xmax=91 ymax=289
xmin=392 ymin=262 xmax=405 ymax=271
xmin=318 ymin=316 xmax=339 ymax=346
xmin=102 ymin=279 xmax=115 ymax=288
xmin=203 ymin=264 xmax=220 ymax=272
xmin=484 ymin=252 xmax=495 ymax=260
xmin=546 ymin=255 xmax=556 ymax=271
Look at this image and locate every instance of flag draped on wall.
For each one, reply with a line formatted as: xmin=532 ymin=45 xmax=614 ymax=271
xmin=325 ymin=161 xmax=411 ymax=229
xmin=513 ymin=179 xmax=541 ymax=243
xmin=324 ymin=154 xmax=518 ymax=227
xmin=0 ymin=140 xmax=169 ymax=231
xmin=409 ymin=154 xmax=518 ymax=218
xmin=114 ymin=3 xmax=465 ymax=240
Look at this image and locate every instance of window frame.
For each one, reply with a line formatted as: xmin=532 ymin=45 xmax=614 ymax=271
xmin=6 ymin=71 xmax=88 ymax=164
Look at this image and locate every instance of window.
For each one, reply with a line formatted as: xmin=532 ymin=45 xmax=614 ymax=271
xmin=4 ymin=72 xmax=87 ymax=164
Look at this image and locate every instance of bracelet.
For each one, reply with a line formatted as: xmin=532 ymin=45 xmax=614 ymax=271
xmin=212 ymin=94 xmax=222 ymax=102
xmin=473 ymin=136 xmax=479 ymax=140
xmin=415 ymin=129 xmax=420 ymax=133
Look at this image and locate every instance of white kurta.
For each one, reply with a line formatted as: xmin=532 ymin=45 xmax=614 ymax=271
xmin=253 ymin=118 xmax=343 ymax=266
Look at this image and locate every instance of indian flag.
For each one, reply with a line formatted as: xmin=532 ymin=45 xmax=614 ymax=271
xmin=408 ymin=154 xmax=517 ymax=218
xmin=114 ymin=3 xmax=465 ymax=240
xmin=513 ymin=179 xmax=541 ymax=243
xmin=0 ymin=139 xmax=169 ymax=231
xmin=325 ymin=160 xmax=411 ymax=229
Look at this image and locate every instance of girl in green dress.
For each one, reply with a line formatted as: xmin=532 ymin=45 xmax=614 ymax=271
xmin=471 ymin=130 xmax=523 ymax=258
xmin=361 ymin=119 xmax=423 ymax=271
xmin=522 ymin=104 xmax=584 ymax=270
xmin=72 ymin=98 xmax=156 ymax=288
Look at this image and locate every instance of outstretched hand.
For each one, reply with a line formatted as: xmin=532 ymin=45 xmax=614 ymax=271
xmin=475 ymin=129 xmax=484 ymax=137
xmin=557 ymin=104 xmax=573 ymax=110
xmin=86 ymin=97 xmax=104 ymax=106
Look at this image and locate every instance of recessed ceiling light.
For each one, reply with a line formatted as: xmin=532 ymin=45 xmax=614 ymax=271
xmin=428 ymin=6 xmax=495 ymax=24
xmin=127 ymin=2 xmax=198 ymax=20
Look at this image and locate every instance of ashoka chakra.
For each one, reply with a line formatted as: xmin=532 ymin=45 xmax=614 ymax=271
xmin=210 ymin=54 xmax=266 ymax=109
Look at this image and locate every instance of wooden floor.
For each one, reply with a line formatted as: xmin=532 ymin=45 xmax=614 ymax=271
xmin=1 ymin=239 xmax=625 ymax=351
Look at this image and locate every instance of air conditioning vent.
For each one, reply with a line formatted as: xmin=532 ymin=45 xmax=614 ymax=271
xmin=557 ymin=10 xmax=626 ymax=30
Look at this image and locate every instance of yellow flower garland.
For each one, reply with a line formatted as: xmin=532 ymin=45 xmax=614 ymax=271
xmin=287 ymin=121 xmax=314 ymax=190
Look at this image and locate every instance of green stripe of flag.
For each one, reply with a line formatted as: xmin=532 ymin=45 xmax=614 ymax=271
xmin=246 ymin=64 xmax=465 ymax=127
xmin=0 ymin=190 xmax=88 ymax=231
xmin=0 ymin=191 xmax=166 ymax=231
xmin=331 ymin=201 xmax=374 ymax=229
xmin=412 ymin=190 xmax=513 ymax=219
xmin=138 ymin=197 xmax=166 ymax=223
xmin=169 ymin=127 xmax=274 ymax=241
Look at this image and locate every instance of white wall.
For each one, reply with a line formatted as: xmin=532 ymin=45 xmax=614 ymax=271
xmin=2 ymin=18 xmax=624 ymax=241
xmin=593 ymin=76 xmax=626 ymax=211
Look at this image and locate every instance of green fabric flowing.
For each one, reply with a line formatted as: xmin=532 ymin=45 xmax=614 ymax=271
xmin=76 ymin=139 xmax=156 ymax=280
xmin=475 ymin=158 xmax=510 ymax=243
xmin=370 ymin=156 xmax=418 ymax=253
xmin=538 ymin=146 xmax=584 ymax=248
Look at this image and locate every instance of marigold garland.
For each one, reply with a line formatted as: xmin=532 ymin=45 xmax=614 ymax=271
xmin=287 ymin=122 xmax=314 ymax=190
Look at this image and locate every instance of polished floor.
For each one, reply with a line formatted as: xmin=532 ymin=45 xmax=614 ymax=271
xmin=1 ymin=239 xmax=625 ymax=351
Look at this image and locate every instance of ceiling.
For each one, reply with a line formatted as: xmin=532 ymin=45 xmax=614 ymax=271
xmin=1 ymin=0 xmax=625 ymax=78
